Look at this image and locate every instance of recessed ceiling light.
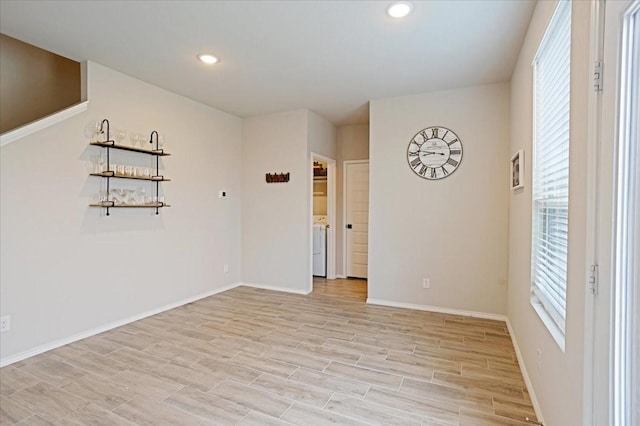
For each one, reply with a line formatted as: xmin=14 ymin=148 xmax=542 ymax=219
xmin=387 ymin=1 xmax=413 ymax=18
xmin=197 ymin=54 xmax=219 ymax=65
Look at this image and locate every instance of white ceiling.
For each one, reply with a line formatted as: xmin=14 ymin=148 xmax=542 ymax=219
xmin=0 ymin=0 xmax=535 ymax=125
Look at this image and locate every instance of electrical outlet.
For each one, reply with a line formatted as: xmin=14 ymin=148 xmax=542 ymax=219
xmin=223 ymin=264 xmax=229 ymax=274
xmin=422 ymin=278 xmax=430 ymax=289
xmin=0 ymin=315 xmax=10 ymax=332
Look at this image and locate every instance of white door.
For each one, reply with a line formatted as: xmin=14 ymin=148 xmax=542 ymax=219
xmin=345 ymin=161 xmax=369 ymax=278
xmin=591 ymin=1 xmax=639 ymax=425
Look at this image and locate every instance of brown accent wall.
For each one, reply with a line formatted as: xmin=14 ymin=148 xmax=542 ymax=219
xmin=0 ymin=34 xmax=81 ymax=134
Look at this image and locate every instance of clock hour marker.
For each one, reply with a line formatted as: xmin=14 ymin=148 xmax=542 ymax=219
xmin=431 ymin=128 xmax=439 ymax=139
xmin=450 ymin=149 xmax=461 ymax=155
xmin=446 ymin=158 xmax=459 ymax=167
xmin=441 ymin=130 xmax=449 ymax=140
xmin=447 ymin=138 xmax=459 ymax=146
xmin=419 ymin=164 xmax=428 ymax=176
xmin=419 ymin=131 xmax=429 ymax=142
xmin=410 ymin=157 xmax=422 ymax=168
xmin=430 ymin=167 xmax=437 ymax=178
xmin=441 ymin=166 xmax=449 ymax=176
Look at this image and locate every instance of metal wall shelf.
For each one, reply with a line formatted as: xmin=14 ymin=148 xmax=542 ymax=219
xmin=88 ymin=119 xmax=170 ymax=216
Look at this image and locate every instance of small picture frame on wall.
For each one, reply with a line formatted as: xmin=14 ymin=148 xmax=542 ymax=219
xmin=511 ymin=150 xmax=524 ymax=190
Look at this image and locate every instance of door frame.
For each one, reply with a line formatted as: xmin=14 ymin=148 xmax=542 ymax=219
xmin=583 ymin=1 xmax=606 ymax=424
xmin=310 ymin=152 xmax=336 ymax=286
xmin=584 ymin=0 xmax=640 ymax=424
xmin=343 ymin=159 xmax=369 ymax=278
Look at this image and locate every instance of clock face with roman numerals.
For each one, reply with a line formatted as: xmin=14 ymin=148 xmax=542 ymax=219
xmin=407 ymin=126 xmax=463 ymax=180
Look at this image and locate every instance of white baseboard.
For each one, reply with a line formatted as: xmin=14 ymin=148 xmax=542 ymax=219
xmin=240 ymin=282 xmax=312 ymax=295
xmin=336 ymin=274 xmax=347 ymax=279
xmin=366 ymin=298 xmax=508 ymax=322
xmin=505 ymin=319 xmax=545 ymax=424
xmin=0 ymin=283 xmax=239 ymax=367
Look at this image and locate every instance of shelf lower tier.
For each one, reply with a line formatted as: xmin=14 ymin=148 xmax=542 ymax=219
xmin=90 ymin=172 xmax=170 ymax=181
xmin=89 ymin=202 xmax=170 ymax=208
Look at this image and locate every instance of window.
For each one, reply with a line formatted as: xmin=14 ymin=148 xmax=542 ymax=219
xmin=531 ymin=0 xmax=571 ymax=347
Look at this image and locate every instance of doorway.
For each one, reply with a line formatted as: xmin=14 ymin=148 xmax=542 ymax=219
xmin=310 ymin=153 xmax=336 ymax=290
xmin=587 ymin=1 xmax=639 ymax=425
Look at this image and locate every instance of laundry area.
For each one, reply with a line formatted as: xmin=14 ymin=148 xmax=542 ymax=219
xmin=312 ymin=160 xmax=328 ymax=277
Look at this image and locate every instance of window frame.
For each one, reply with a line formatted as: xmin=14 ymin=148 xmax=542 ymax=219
xmin=530 ymin=0 xmax=572 ymax=351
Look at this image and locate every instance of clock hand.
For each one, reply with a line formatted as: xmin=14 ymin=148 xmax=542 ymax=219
xmin=423 ymin=151 xmax=445 ymax=155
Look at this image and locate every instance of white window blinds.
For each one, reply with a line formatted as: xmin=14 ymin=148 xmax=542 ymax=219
xmin=531 ymin=0 xmax=571 ymax=336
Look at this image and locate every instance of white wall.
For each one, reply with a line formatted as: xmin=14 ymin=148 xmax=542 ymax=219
xmin=307 ymin=110 xmax=337 ymax=160
xmin=507 ymin=1 xmax=591 ymax=424
xmin=336 ymin=124 xmax=369 ymax=276
xmin=369 ymin=82 xmax=510 ymax=315
xmin=241 ymin=109 xmax=310 ymax=293
xmin=0 ymin=61 xmax=242 ymax=362
xmin=241 ymin=109 xmax=335 ymax=291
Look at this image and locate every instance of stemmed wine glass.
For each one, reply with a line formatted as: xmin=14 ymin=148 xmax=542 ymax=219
xmin=112 ymin=128 xmax=126 ymax=146
xmin=84 ymin=120 xmax=103 ymax=142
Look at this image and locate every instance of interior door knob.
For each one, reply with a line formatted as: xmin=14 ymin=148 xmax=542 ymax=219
xmin=346 ymin=224 xmax=352 ymax=229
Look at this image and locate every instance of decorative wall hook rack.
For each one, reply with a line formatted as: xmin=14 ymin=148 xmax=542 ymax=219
xmin=266 ymin=172 xmax=290 ymax=183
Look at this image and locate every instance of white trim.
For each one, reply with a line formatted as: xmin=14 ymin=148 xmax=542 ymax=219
xmin=506 ymin=318 xmax=545 ymax=425
xmin=584 ymin=1 xmax=606 ymax=424
xmin=530 ymin=297 xmax=566 ymax=351
xmin=240 ymin=282 xmax=312 ymax=295
xmin=336 ymin=274 xmax=347 ymax=279
xmin=0 ymin=282 xmax=239 ymax=367
xmin=365 ymin=298 xmax=508 ymax=322
xmin=0 ymin=101 xmax=89 ymax=147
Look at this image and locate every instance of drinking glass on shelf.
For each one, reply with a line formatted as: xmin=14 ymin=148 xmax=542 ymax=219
xmin=112 ymin=128 xmax=126 ymax=145
xmin=95 ymin=190 xmax=109 ymax=204
xmin=136 ymin=186 xmax=146 ymax=205
xmin=94 ymin=154 xmax=105 ymax=173
xmin=109 ymin=189 xmax=118 ymax=205
xmin=84 ymin=120 xmax=102 ymax=142
xmin=129 ymin=133 xmax=139 ymax=148
xmin=85 ymin=160 xmax=96 ymax=174
xmin=139 ymin=133 xmax=148 ymax=149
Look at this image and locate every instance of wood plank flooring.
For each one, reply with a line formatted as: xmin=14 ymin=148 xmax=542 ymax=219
xmin=0 ymin=279 xmax=538 ymax=425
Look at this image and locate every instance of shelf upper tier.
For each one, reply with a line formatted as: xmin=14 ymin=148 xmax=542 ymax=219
xmin=89 ymin=172 xmax=171 ymax=181
xmin=90 ymin=141 xmax=171 ymax=156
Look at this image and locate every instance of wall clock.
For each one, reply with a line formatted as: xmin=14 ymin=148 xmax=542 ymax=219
xmin=407 ymin=126 xmax=463 ymax=180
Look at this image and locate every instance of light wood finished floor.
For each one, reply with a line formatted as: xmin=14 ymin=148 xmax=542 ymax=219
xmin=1 ymin=280 xmax=538 ymax=425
